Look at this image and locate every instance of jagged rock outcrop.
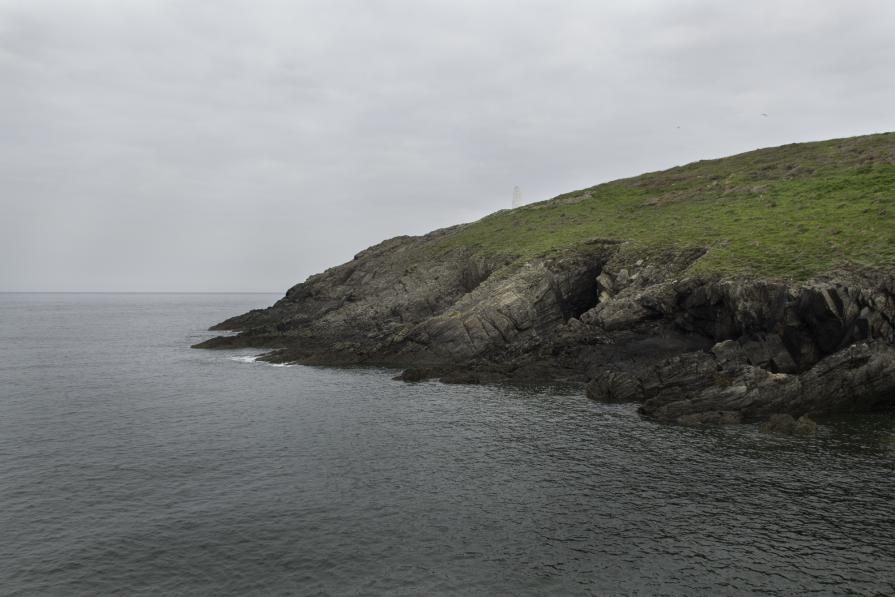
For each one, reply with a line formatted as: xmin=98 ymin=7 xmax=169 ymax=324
xmin=639 ymin=342 xmax=895 ymax=423
xmin=393 ymin=247 xmax=610 ymax=362
xmin=195 ymin=231 xmax=895 ymax=425
xmin=580 ymin=268 xmax=895 ymax=423
xmin=196 ymin=228 xmax=515 ymax=363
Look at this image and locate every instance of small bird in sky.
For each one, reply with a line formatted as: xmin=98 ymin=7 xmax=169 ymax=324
xmin=761 ymin=113 xmax=768 ymax=117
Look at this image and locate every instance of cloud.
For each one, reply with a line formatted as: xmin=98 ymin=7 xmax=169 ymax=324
xmin=1 ymin=0 xmax=893 ymax=291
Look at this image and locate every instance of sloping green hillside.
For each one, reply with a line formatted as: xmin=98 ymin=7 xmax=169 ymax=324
xmin=440 ymin=132 xmax=895 ymax=280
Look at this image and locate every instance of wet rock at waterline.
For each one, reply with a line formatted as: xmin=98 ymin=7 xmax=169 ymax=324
xmin=761 ymin=414 xmax=818 ymax=436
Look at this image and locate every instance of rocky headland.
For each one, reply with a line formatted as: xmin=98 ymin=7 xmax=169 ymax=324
xmin=194 ymin=132 xmax=895 ymax=426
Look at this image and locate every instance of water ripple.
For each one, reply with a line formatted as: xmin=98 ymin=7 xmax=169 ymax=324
xmin=1 ymin=293 xmax=894 ymax=595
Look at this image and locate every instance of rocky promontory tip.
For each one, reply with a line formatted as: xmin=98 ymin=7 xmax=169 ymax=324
xmin=195 ymin=133 xmax=895 ymax=425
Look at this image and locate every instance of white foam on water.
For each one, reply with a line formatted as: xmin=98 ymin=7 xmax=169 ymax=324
xmin=229 ymin=355 xmax=295 ymax=367
xmin=230 ymin=355 xmax=259 ymax=364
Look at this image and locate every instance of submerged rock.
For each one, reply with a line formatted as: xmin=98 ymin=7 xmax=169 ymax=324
xmin=761 ymin=414 xmax=818 ymax=436
xmin=678 ymin=411 xmax=743 ymax=426
xmin=761 ymin=414 xmax=798 ymax=434
xmin=794 ymin=416 xmax=818 ymax=436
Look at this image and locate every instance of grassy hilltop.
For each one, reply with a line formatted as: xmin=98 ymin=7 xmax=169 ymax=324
xmin=438 ymin=132 xmax=895 ymax=280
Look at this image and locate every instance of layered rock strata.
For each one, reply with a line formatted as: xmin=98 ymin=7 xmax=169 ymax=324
xmin=195 ymin=232 xmax=895 ymax=424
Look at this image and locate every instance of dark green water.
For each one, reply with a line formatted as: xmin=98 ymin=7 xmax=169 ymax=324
xmin=1 ymin=293 xmax=894 ymax=596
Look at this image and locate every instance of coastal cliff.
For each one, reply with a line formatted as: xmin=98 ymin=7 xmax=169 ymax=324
xmin=195 ymin=132 xmax=895 ymax=424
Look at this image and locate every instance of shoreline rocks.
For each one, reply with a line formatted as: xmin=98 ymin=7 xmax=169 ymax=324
xmin=194 ymin=233 xmax=895 ymax=426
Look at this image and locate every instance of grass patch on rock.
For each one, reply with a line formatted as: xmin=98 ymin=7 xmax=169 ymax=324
xmin=437 ymin=132 xmax=895 ymax=280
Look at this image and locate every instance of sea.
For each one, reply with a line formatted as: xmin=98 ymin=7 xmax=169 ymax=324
xmin=1 ymin=292 xmax=894 ymax=596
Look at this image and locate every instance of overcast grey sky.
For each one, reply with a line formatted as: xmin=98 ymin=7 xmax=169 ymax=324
xmin=1 ymin=0 xmax=893 ymax=292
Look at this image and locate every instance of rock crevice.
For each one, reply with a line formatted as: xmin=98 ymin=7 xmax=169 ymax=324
xmin=195 ymin=233 xmax=895 ymax=423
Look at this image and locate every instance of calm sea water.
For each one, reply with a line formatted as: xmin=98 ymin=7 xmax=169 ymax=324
xmin=1 ymin=293 xmax=894 ymax=596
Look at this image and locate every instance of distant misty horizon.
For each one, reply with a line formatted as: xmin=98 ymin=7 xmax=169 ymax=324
xmin=2 ymin=0 xmax=893 ymax=292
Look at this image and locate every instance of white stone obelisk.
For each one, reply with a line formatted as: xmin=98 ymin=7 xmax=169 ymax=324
xmin=512 ymin=185 xmax=522 ymax=208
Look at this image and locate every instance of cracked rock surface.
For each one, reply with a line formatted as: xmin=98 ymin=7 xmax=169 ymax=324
xmin=195 ymin=230 xmax=895 ymax=423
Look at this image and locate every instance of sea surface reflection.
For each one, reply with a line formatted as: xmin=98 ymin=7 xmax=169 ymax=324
xmin=1 ymin=293 xmax=893 ymax=595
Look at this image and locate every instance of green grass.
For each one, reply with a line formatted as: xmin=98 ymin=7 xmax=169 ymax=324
xmin=437 ymin=132 xmax=895 ymax=280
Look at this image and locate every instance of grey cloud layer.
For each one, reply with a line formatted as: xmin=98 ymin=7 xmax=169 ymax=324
xmin=1 ymin=0 xmax=893 ymax=291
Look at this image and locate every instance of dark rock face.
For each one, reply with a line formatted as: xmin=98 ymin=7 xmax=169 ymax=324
xmin=639 ymin=342 xmax=895 ymax=422
xmin=195 ymin=231 xmax=895 ymax=425
xmin=195 ymin=230 xmax=514 ymax=363
xmin=196 ymin=233 xmax=620 ymax=369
